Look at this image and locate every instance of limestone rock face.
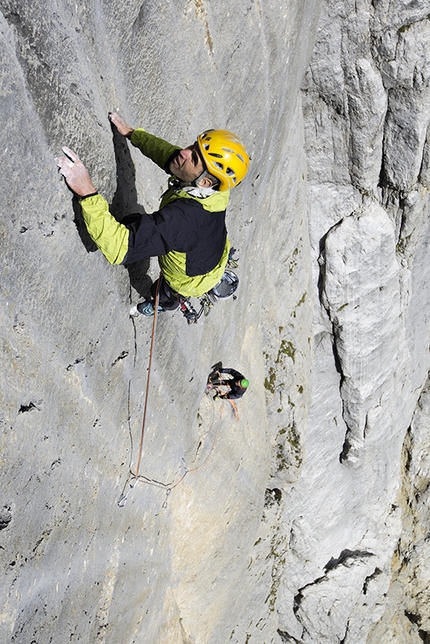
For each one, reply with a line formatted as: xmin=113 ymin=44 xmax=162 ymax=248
xmin=0 ymin=1 xmax=317 ymax=643
xmin=2 ymin=0 xmax=430 ymax=643
xmin=283 ymin=0 xmax=430 ymax=642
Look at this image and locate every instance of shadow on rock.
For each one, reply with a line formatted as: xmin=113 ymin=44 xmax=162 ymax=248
xmin=72 ymin=196 xmax=98 ymax=253
xmin=110 ymin=123 xmax=145 ymax=221
xmin=110 ymin=122 xmax=152 ymax=299
xmin=70 ymin=123 xmax=153 ymax=299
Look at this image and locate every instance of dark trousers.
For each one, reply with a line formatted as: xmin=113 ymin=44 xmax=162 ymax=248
xmin=150 ymin=275 xmax=180 ymax=311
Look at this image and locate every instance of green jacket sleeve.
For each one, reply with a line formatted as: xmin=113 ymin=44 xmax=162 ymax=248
xmin=79 ymin=194 xmax=129 ymax=265
xmin=130 ymin=129 xmax=181 ymax=172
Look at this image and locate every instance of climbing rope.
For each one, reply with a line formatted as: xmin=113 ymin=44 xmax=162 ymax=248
xmin=117 ymin=274 xmax=238 ymax=509
xmin=117 ymin=275 xmax=220 ymax=508
xmin=118 ymin=276 xmax=161 ymax=508
xmin=134 ymin=276 xmax=161 ymax=480
xmin=117 ymin=382 xmax=227 ymax=509
xmin=118 ymin=405 xmax=222 ymax=509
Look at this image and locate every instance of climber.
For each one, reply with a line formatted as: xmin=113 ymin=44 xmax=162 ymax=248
xmin=57 ymin=112 xmax=250 ymax=316
xmin=206 ymin=365 xmax=249 ymax=400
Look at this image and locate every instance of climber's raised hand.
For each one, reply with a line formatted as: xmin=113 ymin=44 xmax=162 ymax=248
xmin=109 ymin=112 xmax=134 ymax=139
xmin=57 ymin=147 xmax=97 ymax=198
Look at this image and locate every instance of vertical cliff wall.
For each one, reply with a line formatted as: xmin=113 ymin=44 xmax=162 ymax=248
xmin=2 ymin=0 xmax=430 ymax=643
xmin=1 ymin=1 xmax=318 ymax=643
xmin=277 ymin=1 xmax=430 ymax=643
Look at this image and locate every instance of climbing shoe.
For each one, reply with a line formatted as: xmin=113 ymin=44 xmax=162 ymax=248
xmin=136 ymin=301 xmax=164 ymax=316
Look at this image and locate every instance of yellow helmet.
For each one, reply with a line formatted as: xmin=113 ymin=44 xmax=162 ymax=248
xmin=197 ymin=129 xmax=250 ymax=191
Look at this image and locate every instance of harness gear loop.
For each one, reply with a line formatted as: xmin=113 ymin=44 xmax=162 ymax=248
xmin=179 ymin=296 xmax=200 ymax=323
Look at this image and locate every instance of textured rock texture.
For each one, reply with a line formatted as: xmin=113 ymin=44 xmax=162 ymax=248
xmin=285 ymin=0 xmax=430 ymax=642
xmin=0 ymin=1 xmax=317 ymax=643
xmin=1 ymin=0 xmax=430 ymax=643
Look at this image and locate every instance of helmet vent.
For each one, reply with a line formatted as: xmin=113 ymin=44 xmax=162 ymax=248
xmin=197 ymin=129 xmax=249 ymax=190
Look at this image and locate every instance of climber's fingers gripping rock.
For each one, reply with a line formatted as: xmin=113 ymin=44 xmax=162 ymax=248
xmin=57 ymin=146 xmax=97 ymax=198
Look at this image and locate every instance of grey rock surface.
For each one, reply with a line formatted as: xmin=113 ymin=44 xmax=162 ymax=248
xmin=291 ymin=0 xmax=430 ymax=642
xmin=2 ymin=0 xmax=430 ymax=642
xmin=1 ymin=1 xmax=318 ymax=643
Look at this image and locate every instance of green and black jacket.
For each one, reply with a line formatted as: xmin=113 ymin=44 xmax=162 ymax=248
xmin=79 ymin=129 xmax=231 ymax=298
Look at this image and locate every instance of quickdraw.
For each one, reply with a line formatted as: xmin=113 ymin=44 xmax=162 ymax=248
xmin=179 ymin=248 xmax=240 ymax=324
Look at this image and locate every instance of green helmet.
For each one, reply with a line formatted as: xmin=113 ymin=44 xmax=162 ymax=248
xmin=240 ymin=379 xmax=249 ymax=388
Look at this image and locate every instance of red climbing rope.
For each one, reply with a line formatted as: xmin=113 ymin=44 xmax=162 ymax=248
xmin=133 ymin=274 xmax=161 ymax=480
xmin=117 ymin=275 xmax=234 ymax=509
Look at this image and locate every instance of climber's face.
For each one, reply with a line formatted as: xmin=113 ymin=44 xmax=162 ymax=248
xmin=169 ymin=143 xmax=205 ymax=183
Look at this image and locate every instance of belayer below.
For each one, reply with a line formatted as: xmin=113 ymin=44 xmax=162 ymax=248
xmin=206 ymin=365 xmax=249 ymax=400
xmin=57 ymin=112 xmax=250 ymax=316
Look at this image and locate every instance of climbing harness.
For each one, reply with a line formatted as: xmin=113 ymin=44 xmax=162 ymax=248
xmin=179 ymin=249 xmax=240 ymax=324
